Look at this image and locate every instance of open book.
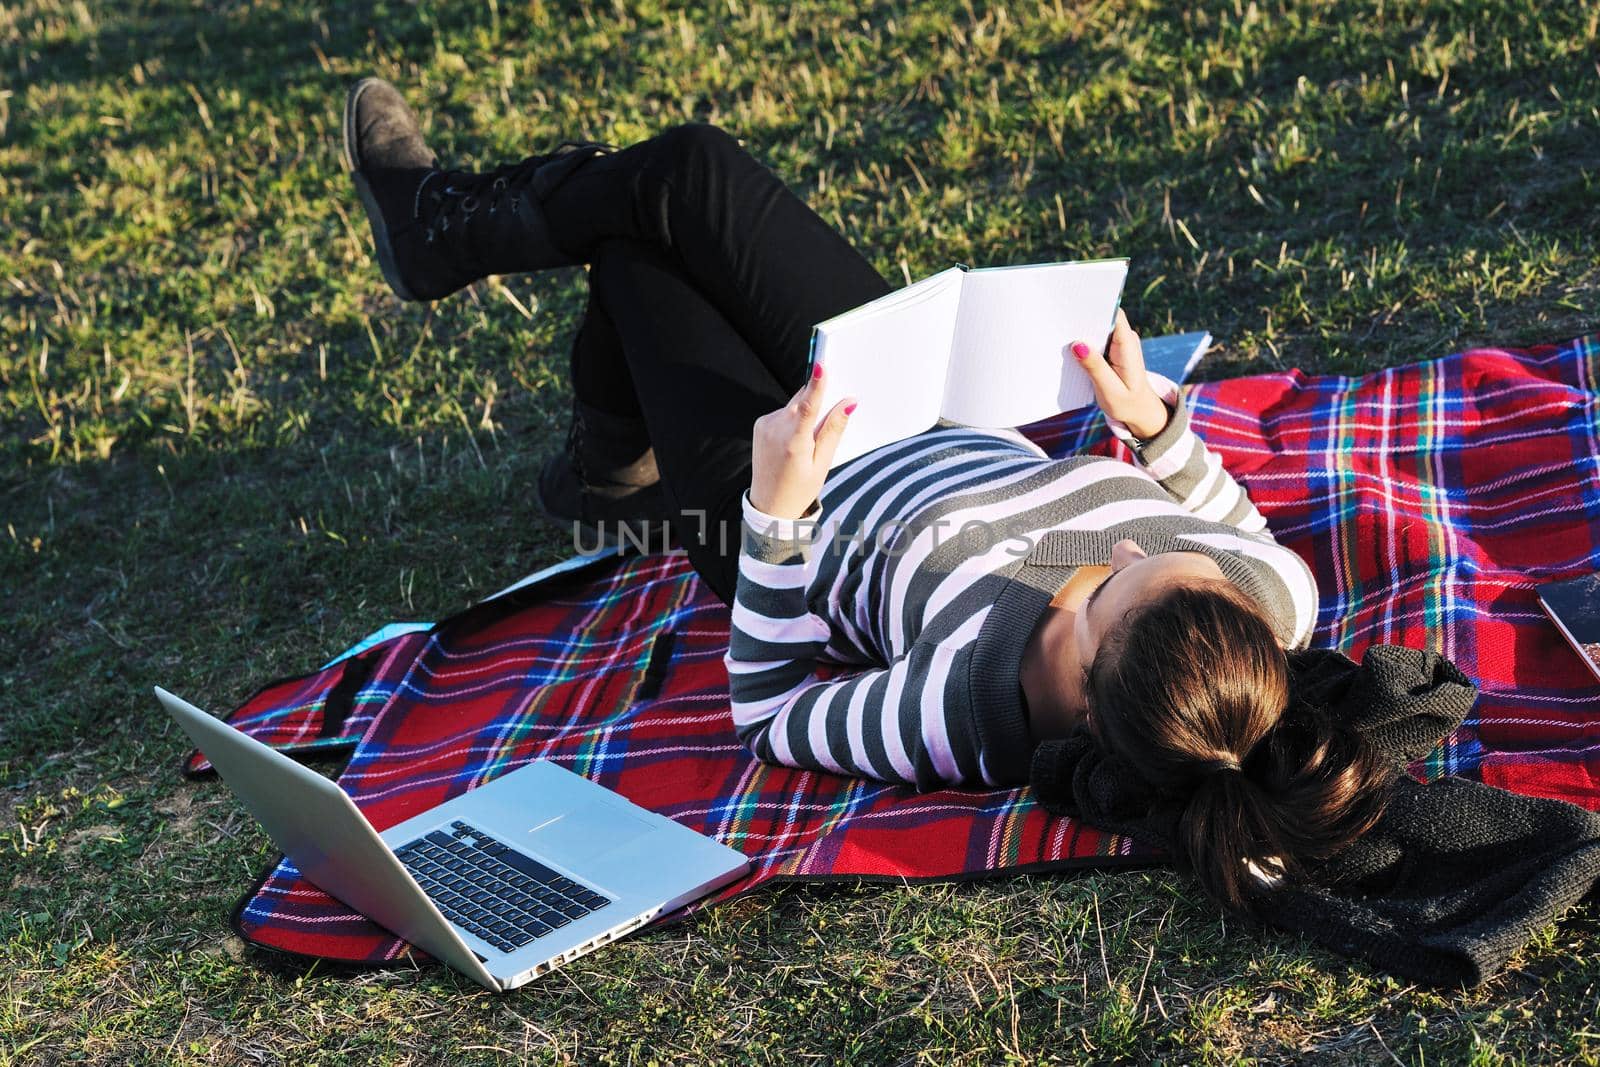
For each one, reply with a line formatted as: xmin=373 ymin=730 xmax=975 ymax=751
xmin=806 ymin=259 xmax=1130 ymax=467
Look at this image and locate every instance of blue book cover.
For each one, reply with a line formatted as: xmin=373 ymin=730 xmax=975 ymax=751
xmin=1140 ymin=330 xmax=1212 ymax=385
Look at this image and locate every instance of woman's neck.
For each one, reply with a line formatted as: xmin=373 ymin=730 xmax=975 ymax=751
xmin=1019 ymin=565 xmax=1110 ymax=741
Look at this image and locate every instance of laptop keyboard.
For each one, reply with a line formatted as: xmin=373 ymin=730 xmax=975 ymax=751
xmin=394 ymin=820 xmax=612 ymax=954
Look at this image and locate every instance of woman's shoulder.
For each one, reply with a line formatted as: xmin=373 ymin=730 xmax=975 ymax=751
xmin=1169 ymin=525 xmax=1320 ymax=650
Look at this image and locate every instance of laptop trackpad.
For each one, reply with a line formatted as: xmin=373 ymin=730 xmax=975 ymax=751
xmin=525 ymin=806 xmax=655 ymax=866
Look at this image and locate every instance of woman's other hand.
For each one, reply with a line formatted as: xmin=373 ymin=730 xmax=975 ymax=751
xmin=1071 ymin=308 xmax=1170 ymax=439
xmin=749 ymin=361 xmax=857 ymax=519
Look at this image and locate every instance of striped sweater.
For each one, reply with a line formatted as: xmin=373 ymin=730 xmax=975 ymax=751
xmin=723 ymin=373 xmax=1319 ymax=791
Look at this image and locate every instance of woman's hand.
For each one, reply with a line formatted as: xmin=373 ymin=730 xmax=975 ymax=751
xmin=1071 ymin=308 xmax=1170 ymax=439
xmin=749 ymin=361 xmax=857 ymax=519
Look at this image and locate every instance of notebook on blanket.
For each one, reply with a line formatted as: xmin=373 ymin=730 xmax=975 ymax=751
xmin=180 ymin=332 xmax=1600 ymax=968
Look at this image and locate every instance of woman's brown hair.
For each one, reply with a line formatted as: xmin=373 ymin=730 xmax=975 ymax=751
xmin=1083 ymin=578 xmax=1396 ymax=911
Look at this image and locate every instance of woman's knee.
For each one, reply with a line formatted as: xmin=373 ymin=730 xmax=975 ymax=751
xmin=647 ymin=122 xmax=753 ymax=181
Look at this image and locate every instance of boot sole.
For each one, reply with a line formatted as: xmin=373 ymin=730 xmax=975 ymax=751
xmin=342 ymin=78 xmax=422 ymax=303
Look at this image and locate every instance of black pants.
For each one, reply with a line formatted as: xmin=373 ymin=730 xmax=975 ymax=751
xmin=540 ymin=124 xmax=893 ymax=605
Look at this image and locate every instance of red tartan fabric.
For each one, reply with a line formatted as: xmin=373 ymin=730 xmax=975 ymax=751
xmin=186 ymin=336 xmax=1600 ymax=968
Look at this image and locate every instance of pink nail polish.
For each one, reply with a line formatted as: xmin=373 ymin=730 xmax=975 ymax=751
xmin=1071 ymin=342 xmax=1090 ymax=360
xmin=812 ymin=361 xmax=823 ymax=380
xmin=844 ymin=402 xmax=858 ymax=415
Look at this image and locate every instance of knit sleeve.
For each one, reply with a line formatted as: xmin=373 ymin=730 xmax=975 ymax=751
xmin=1104 ymin=373 xmax=1271 ymax=537
xmin=1105 ymin=374 xmax=1320 ymax=647
xmin=724 ymin=490 xmax=993 ymax=790
xmin=1206 ymin=535 xmax=1321 ymax=651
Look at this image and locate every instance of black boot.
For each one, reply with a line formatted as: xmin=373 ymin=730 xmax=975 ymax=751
xmin=341 ymin=77 xmax=616 ymax=301
xmin=535 ymin=399 xmax=677 ymax=552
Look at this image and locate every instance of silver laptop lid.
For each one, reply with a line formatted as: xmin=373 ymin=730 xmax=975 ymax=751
xmin=154 ymin=687 xmax=502 ymax=990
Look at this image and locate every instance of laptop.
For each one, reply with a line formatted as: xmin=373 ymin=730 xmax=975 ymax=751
xmin=155 ymin=687 xmax=750 ymax=991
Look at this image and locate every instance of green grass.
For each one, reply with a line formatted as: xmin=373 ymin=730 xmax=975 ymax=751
xmin=4 ymin=0 xmax=1599 ymax=1061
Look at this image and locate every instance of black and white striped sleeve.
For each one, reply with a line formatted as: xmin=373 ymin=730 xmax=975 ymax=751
xmin=722 ymin=489 xmax=981 ymax=790
xmin=1106 ymin=373 xmax=1320 ymax=648
xmin=1103 ymin=371 xmax=1271 ymax=536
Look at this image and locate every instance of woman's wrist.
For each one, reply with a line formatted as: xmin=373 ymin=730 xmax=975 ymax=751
xmin=748 ymin=487 xmax=815 ymax=521
xmin=1123 ymin=392 xmax=1173 ymax=440
xmin=744 ymin=488 xmax=821 ymax=525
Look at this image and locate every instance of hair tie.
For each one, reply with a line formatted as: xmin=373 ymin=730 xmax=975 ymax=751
xmin=1213 ymin=754 xmax=1243 ymax=775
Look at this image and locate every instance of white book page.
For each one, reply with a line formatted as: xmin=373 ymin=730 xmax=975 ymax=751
xmin=810 ymin=268 xmax=964 ymax=468
xmin=938 ymin=259 xmax=1129 ymax=427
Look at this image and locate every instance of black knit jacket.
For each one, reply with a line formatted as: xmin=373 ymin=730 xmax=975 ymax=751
xmin=1029 ymin=645 xmax=1600 ymax=987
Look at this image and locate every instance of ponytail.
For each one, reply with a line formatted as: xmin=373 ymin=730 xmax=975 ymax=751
xmin=1084 ymin=580 xmax=1395 ymax=912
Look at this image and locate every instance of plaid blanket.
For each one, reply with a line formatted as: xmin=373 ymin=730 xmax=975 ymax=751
xmin=183 ymin=334 xmax=1600 ymax=967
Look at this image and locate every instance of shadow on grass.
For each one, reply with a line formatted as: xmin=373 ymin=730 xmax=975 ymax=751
xmin=0 ymin=431 xmax=573 ymax=777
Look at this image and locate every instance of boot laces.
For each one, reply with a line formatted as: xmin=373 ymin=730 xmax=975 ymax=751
xmin=415 ymin=141 xmax=615 ymax=243
xmin=565 ymin=397 xmax=589 ymax=483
